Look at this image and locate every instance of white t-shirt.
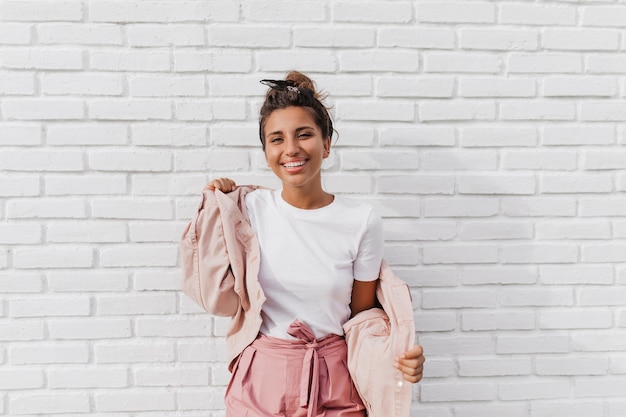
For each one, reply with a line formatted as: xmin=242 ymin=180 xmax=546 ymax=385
xmin=244 ymin=189 xmax=384 ymax=340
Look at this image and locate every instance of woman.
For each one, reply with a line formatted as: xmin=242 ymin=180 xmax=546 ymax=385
xmin=181 ymin=71 xmax=424 ymax=417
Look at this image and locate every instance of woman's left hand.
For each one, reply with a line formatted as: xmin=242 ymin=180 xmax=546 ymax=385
xmin=394 ymin=344 xmax=425 ymax=383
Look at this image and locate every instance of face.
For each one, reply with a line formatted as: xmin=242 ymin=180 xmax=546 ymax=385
xmin=263 ymin=106 xmax=331 ymax=191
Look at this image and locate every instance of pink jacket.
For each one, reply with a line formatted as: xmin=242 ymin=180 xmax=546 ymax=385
xmin=180 ymin=186 xmax=415 ymax=417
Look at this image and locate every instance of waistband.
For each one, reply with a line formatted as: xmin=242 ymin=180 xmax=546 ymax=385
xmin=250 ymin=320 xmax=345 ymax=417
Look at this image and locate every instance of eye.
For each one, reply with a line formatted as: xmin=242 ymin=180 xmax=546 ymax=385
xmin=270 ymin=137 xmax=283 ymax=143
xmin=298 ymin=132 xmax=312 ymax=139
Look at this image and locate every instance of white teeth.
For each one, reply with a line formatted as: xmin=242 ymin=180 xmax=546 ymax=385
xmin=283 ymin=161 xmax=305 ymax=168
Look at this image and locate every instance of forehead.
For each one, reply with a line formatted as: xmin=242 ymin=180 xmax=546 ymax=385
xmin=264 ymin=106 xmax=320 ymax=134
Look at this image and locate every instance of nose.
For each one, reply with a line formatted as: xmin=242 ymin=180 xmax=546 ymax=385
xmin=285 ymin=136 xmax=299 ymax=156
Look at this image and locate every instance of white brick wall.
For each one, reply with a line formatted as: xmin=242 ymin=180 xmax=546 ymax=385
xmin=1 ymin=1 xmax=625 ymax=415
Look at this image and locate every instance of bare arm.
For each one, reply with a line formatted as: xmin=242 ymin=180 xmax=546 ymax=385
xmin=350 ymin=279 xmax=378 ymax=318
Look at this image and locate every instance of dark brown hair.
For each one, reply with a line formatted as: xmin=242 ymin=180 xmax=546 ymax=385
xmin=258 ymin=71 xmax=333 ymax=150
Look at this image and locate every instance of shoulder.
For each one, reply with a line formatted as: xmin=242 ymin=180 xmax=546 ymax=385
xmin=332 ymin=195 xmax=382 ymax=228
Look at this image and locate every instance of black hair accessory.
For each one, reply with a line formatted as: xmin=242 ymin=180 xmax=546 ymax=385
xmin=260 ymin=79 xmax=315 ymax=98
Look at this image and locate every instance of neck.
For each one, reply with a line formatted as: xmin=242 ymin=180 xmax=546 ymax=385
xmin=281 ymin=185 xmax=334 ymax=210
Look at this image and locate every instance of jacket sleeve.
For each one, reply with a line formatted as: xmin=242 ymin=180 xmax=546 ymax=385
xmin=180 ymin=191 xmax=239 ymax=317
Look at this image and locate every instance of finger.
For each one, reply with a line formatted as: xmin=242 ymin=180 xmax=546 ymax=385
xmin=394 ymin=361 xmax=423 ymax=383
xmin=401 ymin=344 xmax=424 ymax=360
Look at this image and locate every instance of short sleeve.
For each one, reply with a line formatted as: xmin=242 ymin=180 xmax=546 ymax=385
xmin=353 ymin=209 xmax=384 ymax=282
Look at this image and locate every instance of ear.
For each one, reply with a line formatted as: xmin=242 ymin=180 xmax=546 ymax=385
xmin=323 ymin=137 xmax=331 ymax=158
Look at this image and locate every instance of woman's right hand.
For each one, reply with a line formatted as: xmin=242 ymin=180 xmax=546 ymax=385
xmin=204 ymin=178 xmax=237 ymax=193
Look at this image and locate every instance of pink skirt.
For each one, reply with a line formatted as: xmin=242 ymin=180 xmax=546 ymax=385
xmin=225 ymin=320 xmax=366 ymax=417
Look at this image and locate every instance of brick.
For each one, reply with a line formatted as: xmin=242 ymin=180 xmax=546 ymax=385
xmin=497 ymin=335 xmax=570 ymax=354
xmin=581 ymin=288 xmax=626 ymax=307
xmin=0 ymin=321 xmax=44 ymax=341
xmin=500 ymin=101 xmax=576 ymax=121
xmin=573 ymin=334 xmax=626 ymax=352
xmin=377 ymin=77 xmax=455 ymax=98
xmin=543 ymin=29 xmax=619 ymax=51
xmin=420 ymin=150 xmax=497 ymax=171
xmin=583 ymin=243 xmax=626 ymax=263
xmin=584 ymin=150 xmax=626 ymax=169
xmin=91 ymin=198 xmax=172 ymax=220
xmin=179 ymin=339 xmax=227 ymax=362
xmin=502 ymin=197 xmax=576 ymax=217
xmin=100 ymin=244 xmax=178 ymax=267
xmin=90 ymin=50 xmax=170 ymax=71
xmin=499 ymin=288 xmax=574 ymax=307
xmin=424 ymin=53 xmax=501 ymax=73
xmin=247 ymin=1 xmax=326 ymax=21
xmin=136 ymin=316 xmax=212 ymax=337
xmin=0 ymin=1 xmax=83 ymax=21
xmin=49 ymin=367 xmax=128 ymax=388
xmin=175 ymin=100 xmax=246 ymax=121
xmin=42 ymin=73 xmax=124 ymax=96
xmin=508 ymin=53 xmax=582 ymax=74
xmin=540 ymin=309 xmax=612 ymax=330
xmin=208 ymin=26 xmax=290 ymax=47
xmin=14 ymin=247 xmax=93 ymax=269
xmin=581 ymin=102 xmax=626 ymax=122
xmin=580 ymin=198 xmax=626 ymax=217
xmin=130 ymin=221 xmax=184 ymax=243
xmin=421 ymin=382 xmax=495 ymax=402
xmin=1 ymin=48 xmax=83 ymax=70
xmin=0 ymin=369 xmax=44 ymax=389
xmin=502 ymin=150 xmax=577 ymax=170
xmin=47 ymin=123 xmax=128 ymax=146
xmin=574 ymin=378 xmax=626 ymax=397
xmin=341 ymin=150 xmax=418 ymax=171
xmin=341 ymin=50 xmax=419 ymax=72
xmin=423 ymin=246 xmax=498 ymax=265
xmin=459 ymin=78 xmax=536 ymax=98
xmin=536 ymin=220 xmax=611 ymax=239
xmin=2 ymin=99 xmax=84 ymax=120
xmin=458 ymin=222 xmax=533 ymax=240
xmin=501 ymin=244 xmax=578 ymax=264
xmin=462 ymin=311 xmax=535 ymax=331
xmin=419 ymin=101 xmax=496 ymax=121
xmin=540 ymin=265 xmax=613 ymax=285
xmin=89 ymin=150 xmax=171 ymax=171
xmin=38 ymin=23 xmax=123 ymax=45
xmin=383 ymin=220 xmax=455 ymax=241
xmin=129 ymin=75 xmax=206 ymax=97
xmin=0 ymin=150 xmax=83 ymax=172
xmin=461 ymin=126 xmax=537 ymax=147
xmin=174 ymin=149 xmax=249 ymax=172
xmin=0 ymin=272 xmax=43 ymax=293
xmin=459 ymin=358 xmax=531 ymax=376
xmin=47 ymin=221 xmax=127 ymax=243
xmin=97 ymin=294 xmax=176 ymax=315
xmin=531 ymin=402 xmax=605 ymax=417
xmin=132 ymin=124 xmax=206 ymax=146
xmin=424 ymin=197 xmax=499 ymax=217
xmin=0 ymin=23 xmax=31 ymax=44
xmin=586 ymin=54 xmax=626 ymax=74
xmin=337 ymin=100 xmax=414 ymax=121
xmin=456 ymin=405 xmax=526 ymax=417
xmin=95 ymin=391 xmax=175 ymax=412
xmin=1 ymin=194 xmax=58 ymax=216
xmin=0 ymin=72 xmax=35 ymax=94
xmin=9 ymin=342 xmax=89 ymax=364
xmin=0 ymin=223 xmax=41 ymax=244
xmin=378 ymin=28 xmax=455 ymax=49
xmin=46 ymin=174 xmax=127 ymax=195
xmin=500 ymin=3 xmax=576 ymax=25
xmin=134 ymin=271 xmax=180 ymax=291
xmin=543 ymin=125 xmax=615 ymax=146
xmin=90 ymin=100 xmax=171 ymax=120
xmin=95 ymin=342 xmax=175 ymax=364
xmin=0 ymin=124 xmax=41 ymax=146
xmin=458 ymin=175 xmax=535 ymax=195
xmin=9 ymin=296 xmax=90 ymax=318
xmin=377 ymin=175 xmax=454 ymax=195
xmin=544 ymin=76 xmax=617 ymax=97
xmin=128 ymin=24 xmax=204 ymax=47
xmin=178 ymin=387 xmax=224 ymax=410
xmin=461 ymin=267 xmax=537 ymax=285
xmin=334 ymin=1 xmax=412 ymax=23
xmin=366 ymin=197 xmax=420 ymax=218
xmin=499 ymin=380 xmax=570 ymax=400
xmin=417 ymin=2 xmax=495 ymax=23
xmin=305 ymin=75 xmax=373 ymax=97
xmin=49 ymin=318 xmax=131 ymax=340
xmin=379 ymin=127 xmax=455 ymax=147
xmin=131 ymin=174 xmax=205 ymax=197
xmin=460 ymin=29 xmax=538 ymax=51
xmin=48 ymin=271 xmax=129 ymax=292
xmin=134 ymin=365 xmax=210 ymax=386
xmin=174 ymin=50 xmax=252 ymax=72
xmin=10 ymin=393 xmax=90 ymax=414
xmin=90 ymin=1 xmax=238 ymax=22
xmin=415 ymin=312 xmax=456 ymax=332
xmin=404 ymin=268 xmax=458 ymax=287
xmin=582 ymin=6 xmax=626 ymax=27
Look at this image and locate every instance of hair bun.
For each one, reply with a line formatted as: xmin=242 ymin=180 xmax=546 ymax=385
xmin=285 ymin=71 xmax=325 ymax=101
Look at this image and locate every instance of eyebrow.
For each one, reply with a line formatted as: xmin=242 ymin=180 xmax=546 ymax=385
xmin=266 ymin=126 xmax=316 ymax=137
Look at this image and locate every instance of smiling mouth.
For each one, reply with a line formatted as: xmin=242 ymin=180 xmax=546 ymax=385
xmin=282 ymin=160 xmax=306 ymax=168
